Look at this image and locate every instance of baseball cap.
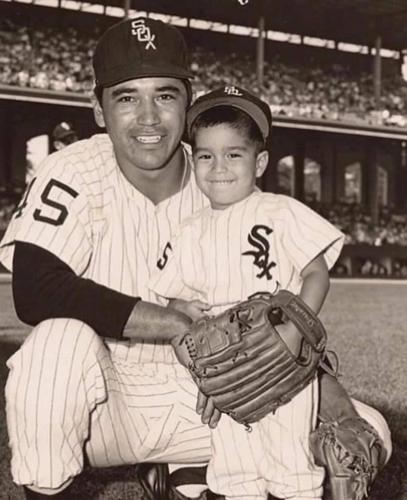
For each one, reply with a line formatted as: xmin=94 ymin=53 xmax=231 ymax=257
xmin=93 ymin=17 xmax=194 ymax=88
xmin=187 ymin=85 xmax=272 ymax=141
xmin=52 ymin=122 xmax=77 ymax=141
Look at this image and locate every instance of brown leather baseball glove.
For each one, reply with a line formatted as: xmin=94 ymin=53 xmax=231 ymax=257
xmin=177 ymin=290 xmax=327 ymax=426
xmin=310 ymin=416 xmax=387 ymax=500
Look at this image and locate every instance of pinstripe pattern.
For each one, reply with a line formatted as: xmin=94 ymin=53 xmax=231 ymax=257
xmin=150 ymin=191 xmax=344 ymax=498
xmin=1 ymin=134 xmax=213 ymax=489
xmin=0 ymin=139 xmax=391 ymax=494
xmin=0 ymin=134 xmax=207 ymax=360
xmin=150 ymin=191 xmax=344 ymax=310
xmin=5 ymin=319 xmax=212 ymax=488
xmin=207 ymin=380 xmax=323 ymax=499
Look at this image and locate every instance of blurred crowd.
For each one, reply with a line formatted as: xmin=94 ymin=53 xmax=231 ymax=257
xmin=310 ymin=202 xmax=407 ymax=246
xmin=0 ymin=186 xmax=23 ymax=231
xmin=0 ymin=20 xmax=96 ymax=93
xmin=310 ymin=202 xmax=407 ymax=278
xmin=1 ymin=20 xmax=407 ymax=126
xmin=1 ymin=19 xmax=407 ymax=275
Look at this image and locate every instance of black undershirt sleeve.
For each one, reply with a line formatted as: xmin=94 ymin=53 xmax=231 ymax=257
xmin=12 ymin=241 xmax=139 ymax=339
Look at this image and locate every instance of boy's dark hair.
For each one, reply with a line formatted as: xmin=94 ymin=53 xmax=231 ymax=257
xmin=190 ymin=106 xmax=266 ymax=153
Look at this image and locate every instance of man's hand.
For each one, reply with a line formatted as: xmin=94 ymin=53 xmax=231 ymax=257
xmin=170 ymin=332 xmax=194 ymax=369
xmin=168 ymin=299 xmax=211 ymax=321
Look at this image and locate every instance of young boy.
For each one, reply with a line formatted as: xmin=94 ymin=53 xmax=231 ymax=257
xmin=151 ymin=86 xmax=391 ymax=500
xmin=149 ymin=85 xmax=347 ymax=500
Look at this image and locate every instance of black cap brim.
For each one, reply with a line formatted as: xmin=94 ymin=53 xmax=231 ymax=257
xmin=187 ymin=96 xmax=270 ymax=141
xmin=96 ymin=62 xmax=194 ymax=88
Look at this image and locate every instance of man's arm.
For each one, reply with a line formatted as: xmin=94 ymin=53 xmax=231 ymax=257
xmin=13 ymin=241 xmax=192 ymax=342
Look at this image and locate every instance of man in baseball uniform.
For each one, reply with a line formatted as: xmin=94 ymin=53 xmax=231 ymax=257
xmin=0 ymin=17 xmax=391 ymax=500
xmin=0 ymin=17 xmax=214 ymax=499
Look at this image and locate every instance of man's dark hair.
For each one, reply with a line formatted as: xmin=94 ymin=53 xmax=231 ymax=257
xmin=189 ymin=106 xmax=265 ymax=153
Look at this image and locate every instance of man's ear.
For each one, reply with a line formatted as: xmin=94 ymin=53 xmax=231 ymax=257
xmin=91 ymin=93 xmax=105 ymax=128
xmin=255 ymin=150 xmax=269 ymax=178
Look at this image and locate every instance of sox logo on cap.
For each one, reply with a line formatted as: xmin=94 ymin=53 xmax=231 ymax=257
xmin=224 ymin=85 xmax=243 ymax=96
xmin=131 ymin=19 xmax=157 ymax=50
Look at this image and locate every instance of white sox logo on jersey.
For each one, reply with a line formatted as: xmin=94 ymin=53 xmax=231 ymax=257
xmin=242 ymin=224 xmax=276 ymax=280
xmin=131 ymin=19 xmax=157 ymax=50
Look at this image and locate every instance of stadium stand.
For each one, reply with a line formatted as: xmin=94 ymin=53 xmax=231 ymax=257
xmin=1 ymin=13 xmax=407 ymax=277
xmin=1 ymin=19 xmax=407 ymax=126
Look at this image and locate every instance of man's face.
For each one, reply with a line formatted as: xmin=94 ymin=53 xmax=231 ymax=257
xmin=94 ymin=77 xmax=188 ymax=172
xmin=193 ymin=123 xmax=268 ymax=210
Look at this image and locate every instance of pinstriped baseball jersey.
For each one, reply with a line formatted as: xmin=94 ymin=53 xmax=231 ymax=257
xmin=0 ymin=133 xmax=207 ymax=363
xmin=150 ymin=191 xmax=344 ymax=311
xmin=150 ymin=190 xmax=338 ymax=498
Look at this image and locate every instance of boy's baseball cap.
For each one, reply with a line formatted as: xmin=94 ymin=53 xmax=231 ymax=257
xmin=93 ymin=17 xmax=194 ymax=88
xmin=187 ymin=85 xmax=272 ymax=141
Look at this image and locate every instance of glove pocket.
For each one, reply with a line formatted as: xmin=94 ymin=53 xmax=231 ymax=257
xmin=194 ymin=325 xmax=282 ymax=376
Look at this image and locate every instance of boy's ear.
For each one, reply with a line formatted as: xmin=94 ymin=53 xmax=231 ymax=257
xmin=91 ymin=93 xmax=106 ymax=128
xmin=255 ymin=150 xmax=269 ymax=178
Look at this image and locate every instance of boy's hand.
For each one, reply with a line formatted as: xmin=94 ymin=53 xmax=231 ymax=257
xmin=168 ymin=299 xmax=211 ymax=321
xmin=275 ymin=321 xmax=303 ymax=358
xmin=196 ymin=391 xmax=222 ymax=428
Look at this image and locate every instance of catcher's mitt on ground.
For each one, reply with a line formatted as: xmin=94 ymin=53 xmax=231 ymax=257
xmin=310 ymin=416 xmax=387 ymax=500
xmin=177 ymin=290 xmax=327 ymax=426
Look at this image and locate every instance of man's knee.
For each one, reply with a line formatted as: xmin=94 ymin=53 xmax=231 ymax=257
xmin=6 ymin=318 xmax=106 ymax=420
xmin=6 ymin=319 xmax=110 ymax=488
xmin=352 ymin=398 xmax=392 ymax=464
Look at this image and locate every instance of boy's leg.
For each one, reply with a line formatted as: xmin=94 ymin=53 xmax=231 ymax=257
xmin=205 ymin=414 xmax=267 ymax=499
xmin=260 ymin=378 xmax=324 ymax=500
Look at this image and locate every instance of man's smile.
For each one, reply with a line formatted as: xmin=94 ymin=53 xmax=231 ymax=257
xmin=136 ymin=135 xmax=162 ymax=144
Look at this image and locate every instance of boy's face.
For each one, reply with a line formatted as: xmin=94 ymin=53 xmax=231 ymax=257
xmin=193 ymin=123 xmax=268 ymax=210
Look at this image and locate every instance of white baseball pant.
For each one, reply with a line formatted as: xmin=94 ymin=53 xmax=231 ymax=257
xmin=5 ymin=318 xmax=392 ymax=498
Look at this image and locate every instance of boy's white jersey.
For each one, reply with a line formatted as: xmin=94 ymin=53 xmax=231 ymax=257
xmin=150 ymin=191 xmax=344 ymax=312
xmin=0 ymin=134 xmax=207 ymax=362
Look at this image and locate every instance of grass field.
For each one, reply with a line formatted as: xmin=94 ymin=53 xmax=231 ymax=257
xmin=0 ymin=280 xmax=406 ymax=499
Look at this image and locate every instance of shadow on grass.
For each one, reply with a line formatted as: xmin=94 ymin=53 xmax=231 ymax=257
xmin=1 ymin=339 xmax=406 ymax=499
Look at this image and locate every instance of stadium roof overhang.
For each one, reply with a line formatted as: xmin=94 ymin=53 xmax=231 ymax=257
xmin=84 ymin=0 xmax=407 ymax=51
xmin=2 ymin=84 xmax=407 ymax=141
